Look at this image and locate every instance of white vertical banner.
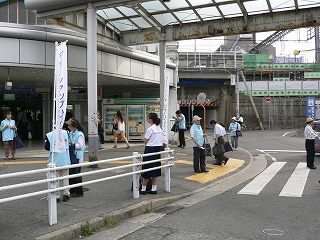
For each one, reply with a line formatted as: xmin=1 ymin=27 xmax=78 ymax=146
xmin=54 ymin=41 xmax=68 ymax=153
xmin=162 ymin=70 xmax=170 ymax=144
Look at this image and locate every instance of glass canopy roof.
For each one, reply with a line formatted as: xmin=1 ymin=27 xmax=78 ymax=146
xmin=96 ymin=0 xmax=320 ymax=33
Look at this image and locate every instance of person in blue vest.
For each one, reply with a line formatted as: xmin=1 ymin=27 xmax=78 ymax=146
xmin=0 ymin=111 xmax=17 ymax=160
xmin=174 ymin=110 xmax=186 ymax=148
xmin=45 ymin=128 xmax=71 ymax=202
xmin=229 ymin=117 xmax=241 ymax=151
xmin=190 ymin=115 xmax=209 ymax=173
xmin=65 ymin=118 xmax=86 ymax=197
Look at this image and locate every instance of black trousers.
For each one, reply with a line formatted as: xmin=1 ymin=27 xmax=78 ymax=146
xmin=305 ymin=139 xmax=315 ymax=167
xmin=69 ymin=167 xmax=83 ymax=195
xmin=178 ymin=129 xmax=186 ymax=147
xmin=215 ymin=136 xmax=228 ymax=164
xmin=193 ymin=147 xmax=206 ymax=172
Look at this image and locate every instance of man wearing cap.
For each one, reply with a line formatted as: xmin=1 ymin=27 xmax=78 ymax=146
xmin=190 ymin=115 xmax=209 ymax=173
xmin=304 ymin=117 xmax=319 ymax=169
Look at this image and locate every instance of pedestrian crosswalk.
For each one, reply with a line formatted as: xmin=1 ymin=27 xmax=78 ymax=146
xmin=238 ymin=162 xmax=311 ymax=198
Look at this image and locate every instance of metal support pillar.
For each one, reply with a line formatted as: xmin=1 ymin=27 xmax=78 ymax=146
xmin=236 ymin=70 xmax=240 ymax=118
xmin=315 ymin=26 xmax=320 ymax=63
xmin=87 ymin=3 xmax=98 ymax=166
xmin=239 ymin=70 xmax=264 ymax=130
xmin=159 ymin=38 xmax=169 ymax=145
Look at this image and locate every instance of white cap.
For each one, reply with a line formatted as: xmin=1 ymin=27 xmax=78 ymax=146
xmin=193 ymin=115 xmax=202 ymax=121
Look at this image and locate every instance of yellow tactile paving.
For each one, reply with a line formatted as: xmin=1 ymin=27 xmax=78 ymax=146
xmin=185 ymin=158 xmax=245 ymax=183
xmin=0 ymin=160 xmax=48 ymax=165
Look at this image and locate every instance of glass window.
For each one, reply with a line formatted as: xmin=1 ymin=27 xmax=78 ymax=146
xmin=0 ymin=2 xmax=8 ymax=22
xmin=112 ymin=19 xmax=138 ymax=31
xmin=164 ymin=0 xmax=189 ymax=9
xmin=219 ymin=3 xmax=242 ymax=17
xmin=131 ymin=17 xmax=152 ymax=29
xmin=244 ymin=0 xmax=269 ymax=15
xmin=117 ymin=6 xmax=138 ymax=17
xmin=188 ymin=0 xmax=212 ymax=6
xmin=18 ymin=0 xmax=26 ymax=24
xmin=37 ymin=18 xmax=46 ymax=25
xmin=197 ymin=6 xmax=222 ymax=20
xmin=269 ymin=0 xmax=295 ymax=12
xmin=141 ymin=1 xmax=166 ymax=13
xmin=28 ymin=10 xmax=36 ymax=25
xmin=9 ymin=0 xmax=17 ymax=23
xmin=153 ymin=12 xmax=177 ymax=26
xmin=175 ymin=10 xmax=198 ymax=22
xmin=299 ymin=0 xmax=320 ymax=9
xmin=97 ymin=8 xmax=122 ymax=20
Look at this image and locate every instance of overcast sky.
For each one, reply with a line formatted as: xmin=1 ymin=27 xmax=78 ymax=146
xmin=178 ymin=27 xmax=317 ymax=62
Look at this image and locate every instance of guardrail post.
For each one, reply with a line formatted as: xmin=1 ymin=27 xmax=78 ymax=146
xmin=164 ymin=148 xmax=171 ymax=192
xmin=132 ymin=152 xmax=140 ymax=199
xmin=47 ymin=163 xmax=57 ymax=225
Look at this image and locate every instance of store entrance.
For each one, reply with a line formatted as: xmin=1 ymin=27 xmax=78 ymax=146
xmin=0 ymin=92 xmax=43 ymax=140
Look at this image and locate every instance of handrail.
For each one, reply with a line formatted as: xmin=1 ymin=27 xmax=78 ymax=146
xmin=0 ymin=148 xmax=174 ymax=225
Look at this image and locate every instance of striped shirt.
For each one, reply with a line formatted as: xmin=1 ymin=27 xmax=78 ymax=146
xmin=304 ymin=124 xmax=319 ymax=140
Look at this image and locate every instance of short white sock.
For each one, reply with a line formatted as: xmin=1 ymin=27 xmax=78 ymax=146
xmin=151 ymin=185 xmax=157 ymax=191
xmin=141 ymin=185 xmax=146 ymax=191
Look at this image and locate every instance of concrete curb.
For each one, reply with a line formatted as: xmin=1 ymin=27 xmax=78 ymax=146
xmin=35 ymin=147 xmax=254 ymax=240
xmin=34 ymin=193 xmax=191 ymax=240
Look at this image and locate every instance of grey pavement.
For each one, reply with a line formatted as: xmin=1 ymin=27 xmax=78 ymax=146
xmin=0 ymin=131 xmax=252 ymax=240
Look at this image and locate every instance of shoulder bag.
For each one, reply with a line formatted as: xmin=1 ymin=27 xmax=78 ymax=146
xmin=224 ymin=136 xmax=233 ymax=152
xmin=236 ymin=123 xmax=242 ymax=137
xmin=13 ymin=133 xmax=24 ymax=150
xmin=212 ymin=143 xmax=225 ymax=156
xmin=204 ymin=137 xmax=212 ymax=156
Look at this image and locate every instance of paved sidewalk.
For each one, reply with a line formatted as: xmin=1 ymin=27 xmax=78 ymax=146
xmin=0 ymin=132 xmax=252 ymax=240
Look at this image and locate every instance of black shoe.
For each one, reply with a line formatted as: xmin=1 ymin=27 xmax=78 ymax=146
xmin=149 ymin=190 xmax=157 ymax=194
xmin=62 ymin=195 xmax=70 ymax=202
xmin=223 ymin=158 xmax=229 ymax=165
xmin=56 ymin=198 xmax=60 ymax=203
xmin=139 ymin=190 xmax=147 ymax=195
xmin=213 ymin=162 xmax=222 ymax=166
xmin=194 ymin=170 xmax=202 ymax=173
xmin=177 ymin=145 xmax=182 ymax=148
xmin=202 ymin=170 xmax=209 ymax=172
xmin=181 ymin=146 xmax=186 ymax=149
xmin=308 ymin=166 xmax=317 ymax=169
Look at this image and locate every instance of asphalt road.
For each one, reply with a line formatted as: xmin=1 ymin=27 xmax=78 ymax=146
xmin=86 ymin=129 xmax=320 ymax=240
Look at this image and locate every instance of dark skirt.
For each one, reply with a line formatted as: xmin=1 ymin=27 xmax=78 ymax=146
xmin=141 ymin=146 xmax=162 ymax=179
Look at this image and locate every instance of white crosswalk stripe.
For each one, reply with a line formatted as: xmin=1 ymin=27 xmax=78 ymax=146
xmin=238 ymin=162 xmax=286 ymax=195
xmin=238 ymin=162 xmax=311 ymax=197
xmin=279 ymin=162 xmax=310 ymax=197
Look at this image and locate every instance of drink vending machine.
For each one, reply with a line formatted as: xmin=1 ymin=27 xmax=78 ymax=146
xmin=102 ymin=98 xmax=160 ymax=141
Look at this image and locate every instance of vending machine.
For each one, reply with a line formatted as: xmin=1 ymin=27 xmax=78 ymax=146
xmin=103 ymin=105 xmax=126 ymax=141
xmin=102 ymin=98 xmax=160 ymax=142
xmin=127 ymin=105 xmax=145 ymax=141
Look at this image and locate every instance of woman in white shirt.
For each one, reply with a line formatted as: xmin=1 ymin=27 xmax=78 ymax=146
xmin=113 ymin=110 xmax=130 ymax=149
xmin=140 ymin=113 xmax=163 ymax=195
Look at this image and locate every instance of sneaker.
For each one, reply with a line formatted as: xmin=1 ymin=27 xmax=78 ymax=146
xmin=235 ymin=148 xmax=238 ymax=151
xmin=62 ymin=195 xmax=70 ymax=202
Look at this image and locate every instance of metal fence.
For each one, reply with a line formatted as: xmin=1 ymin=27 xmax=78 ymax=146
xmin=0 ymin=148 xmax=174 ymax=225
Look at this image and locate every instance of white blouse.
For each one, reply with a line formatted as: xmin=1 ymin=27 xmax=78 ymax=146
xmin=145 ymin=124 xmax=163 ymax=146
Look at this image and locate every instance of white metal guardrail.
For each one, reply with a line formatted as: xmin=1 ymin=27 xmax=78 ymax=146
xmin=0 ymin=148 xmax=174 ymax=225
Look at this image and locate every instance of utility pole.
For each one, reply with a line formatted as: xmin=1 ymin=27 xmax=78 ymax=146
xmin=239 ymin=70 xmax=264 ymax=130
